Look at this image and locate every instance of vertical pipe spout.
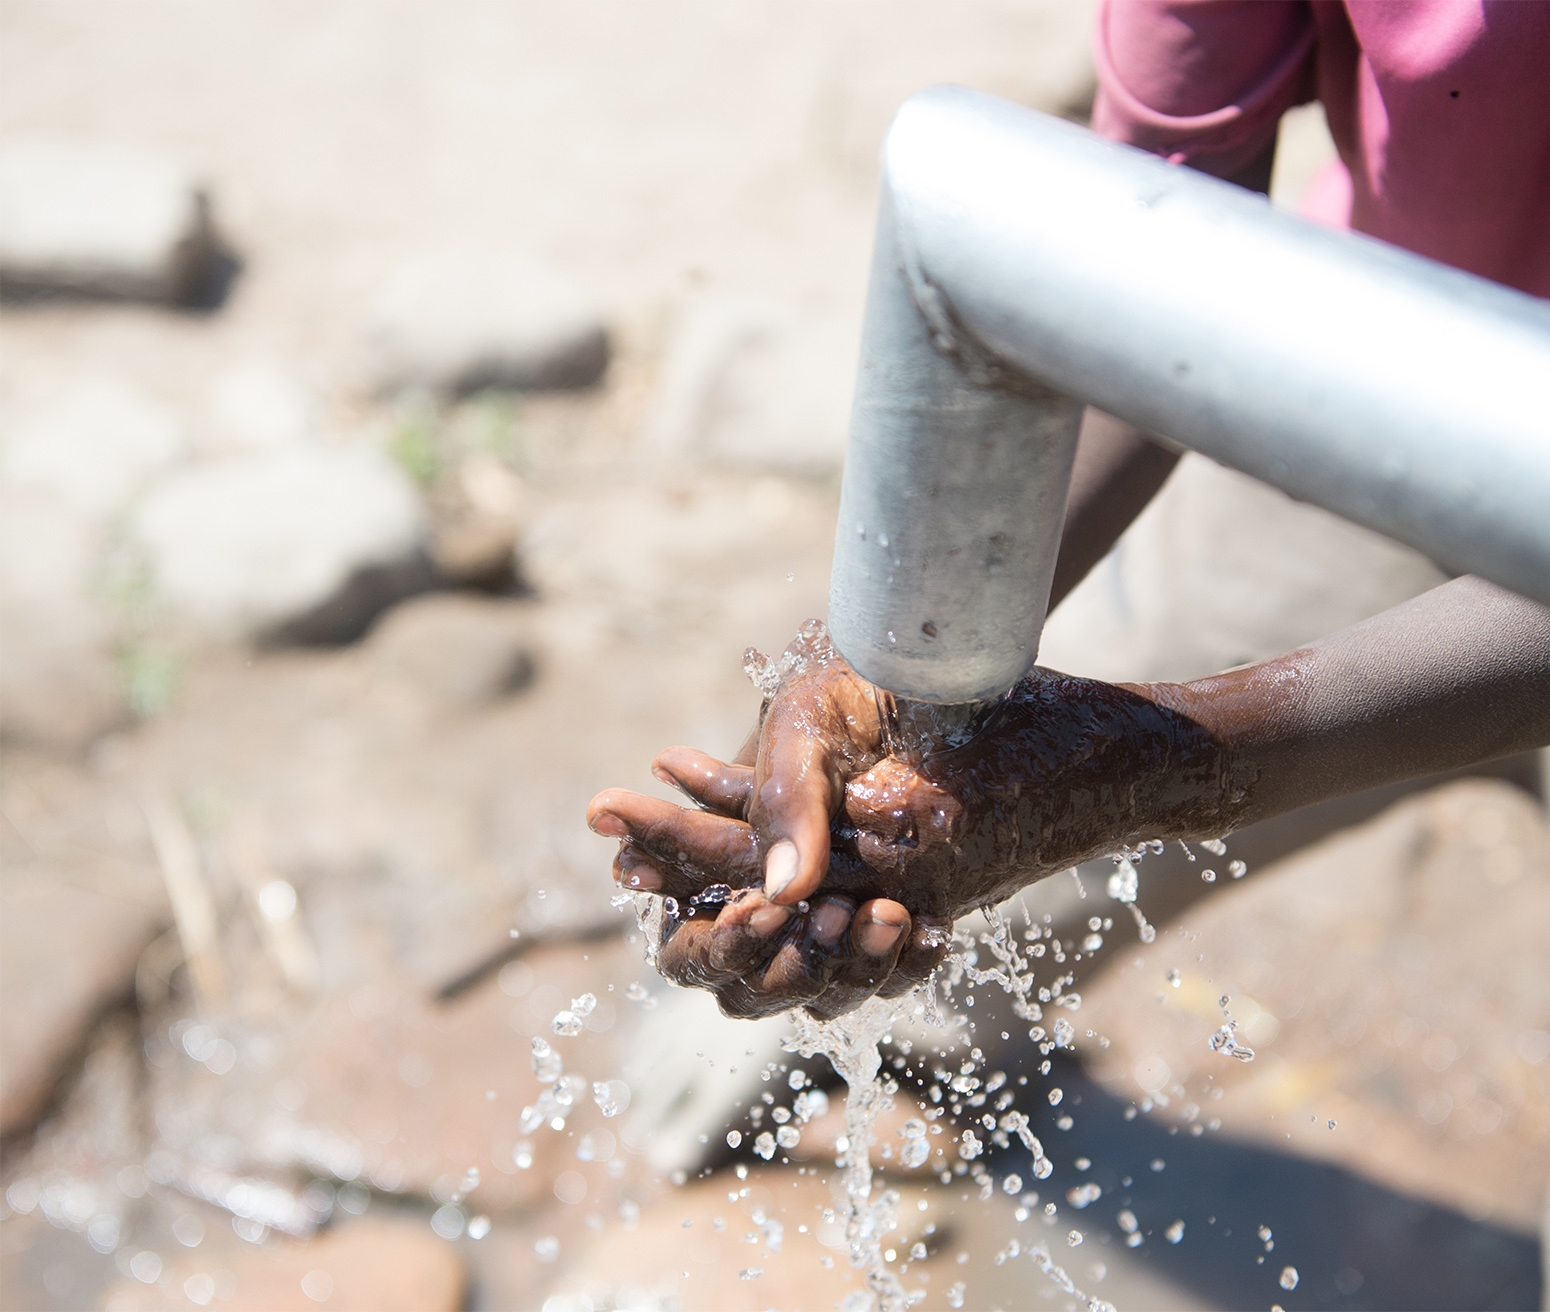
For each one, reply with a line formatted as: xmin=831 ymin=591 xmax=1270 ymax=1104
xmin=827 ymin=188 xmax=1084 ymax=705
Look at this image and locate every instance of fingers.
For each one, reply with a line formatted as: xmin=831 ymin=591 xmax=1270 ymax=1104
xmin=651 ymin=747 xmax=753 ymax=818
xmin=754 ymin=727 xmax=836 ymax=906
xmin=803 ymin=898 xmax=911 ymax=1021
xmin=655 ymin=891 xmax=799 ymax=1003
xmin=876 ymin=914 xmax=953 ymax=998
xmin=587 ymin=788 xmax=760 ymax=885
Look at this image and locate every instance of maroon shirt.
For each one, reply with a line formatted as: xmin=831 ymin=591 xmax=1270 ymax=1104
xmin=1092 ymin=0 xmax=1550 ymax=296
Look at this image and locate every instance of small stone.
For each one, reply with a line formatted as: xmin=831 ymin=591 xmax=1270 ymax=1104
xmin=130 ymin=446 xmax=425 ymax=637
xmin=365 ymin=246 xmax=608 ymax=397
xmin=0 ymin=137 xmax=220 ymax=303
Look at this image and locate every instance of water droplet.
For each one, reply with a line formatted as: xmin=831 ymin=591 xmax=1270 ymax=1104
xmin=900 ymin=1138 xmax=930 ymax=1168
xmin=530 ymin=1038 xmax=562 ymax=1083
xmin=1066 ymin=1183 xmax=1102 ymax=1209
xmin=1002 ymin=1173 xmax=1022 ymax=1194
xmin=431 ymin=1205 xmax=465 ymax=1240
xmin=466 ymin=1215 xmax=490 ymax=1240
xmin=775 ymin=1125 xmax=800 ymax=1149
xmin=1280 ymin=1266 xmax=1300 ymax=1291
xmin=947 ymin=1281 xmax=967 ymax=1307
xmin=1106 ymin=859 xmax=1138 ymax=903
xmin=551 ymin=1011 xmax=582 ymax=1037
xmin=592 ymin=1079 xmax=630 ymax=1117
xmin=726 ymin=1130 xmax=742 ymax=1149
xmin=1201 ymin=838 xmax=1227 ymax=855
xmin=1201 ymin=868 xmax=1216 ymax=882
xmin=534 ymin=1235 xmax=560 ymax=1263
xmin=1117 ymin=1209 xmax=1138 ymax=1234
xmin=1167 ymin=969 xmax=1181 ymax=988
xmin=753 ymin=1132 xmax=776 ymax=1160
xmin=1165 ymin=1219 xmax=1185 ymax=1244
xmin=625 ymin=982 xmax=649 ymax=1002
xmin=1048 ymin=1087 xmax=1063 ymax=1105
xmin=740 ymin=1267 xmax=763 ymax=1281
xmin=1067 ymin=1229 xmax=1083 ymax=1247
xmin=1229 ymin=859 xmax=1247 ymax=879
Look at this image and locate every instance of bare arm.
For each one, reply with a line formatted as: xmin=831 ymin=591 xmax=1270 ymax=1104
xmin=1163 ymin=575 xmax=1550 ymax=832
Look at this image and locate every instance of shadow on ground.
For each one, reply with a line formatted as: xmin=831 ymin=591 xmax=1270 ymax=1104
xmin=983 ymin=1052 xmax=1541 ymax=1311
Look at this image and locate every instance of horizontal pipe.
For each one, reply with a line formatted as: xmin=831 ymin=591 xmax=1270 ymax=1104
xmin=829 ymin=86 xmax=1550 ymax=703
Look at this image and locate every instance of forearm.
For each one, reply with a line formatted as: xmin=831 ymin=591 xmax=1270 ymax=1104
xmin=1049 ymin=410 xmax=1180 ymax=610
xmin=1161 ymin=576 xmax=1550 ymax=832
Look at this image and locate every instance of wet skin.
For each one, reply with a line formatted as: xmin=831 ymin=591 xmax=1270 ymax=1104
xmin=589 ymin=574 xmax=1550 ymax=1021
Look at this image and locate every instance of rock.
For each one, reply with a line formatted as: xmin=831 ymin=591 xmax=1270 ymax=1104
xmin=143 ymin=938 xmax=650 ymax=1215
xmin=363 ymin=594 xmax=535 ymax=708
xmin=130 ymin=446 xmax=426 ymax=637
xmin=0 ymin=875 xmax=165 ymax=1136
xmin=1079 ymin=779 xmax=1550 ymax=1232
xmin=98 ymin=1218 xmax=464 ymax=1312
xmin=643 ymin=295 xmax=856 ymax=474
xmin=0 ymin=137 xmax=216 ymax=303
xmin=546 ymin=1163 xmax=1199 ymax=1312
xmin=2 ymin=378 xmax=186 ymax=517
xmin=365 ymin=246 xmax=608 ymax=397
xmin=206 ymin=362 xmax=319 ymax=454
xmin=1039 ymin=452 xmax=1448 ymax=684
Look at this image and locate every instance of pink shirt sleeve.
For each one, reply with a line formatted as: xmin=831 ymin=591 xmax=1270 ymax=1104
xmin=1091 ymin=0 xmax=1317 ymax=178
xmin=1089 ymin=0 xmax=1550 ymax=296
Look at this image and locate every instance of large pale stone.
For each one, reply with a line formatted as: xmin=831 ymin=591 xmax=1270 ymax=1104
xmin=365 ymin=246 xmax=608 ymax=397
xmin=0 ymin=137 xmax=214 ymax=303
xmin=2 ymin=378 xmax=186 ymax=517
xmin=130 ymin=446 xmax=425 ymax=636
xmin=643 ymin=295 xmax=857 ymax=474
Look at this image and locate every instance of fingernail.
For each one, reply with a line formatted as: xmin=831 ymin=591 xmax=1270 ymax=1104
xmin=622 ymin=867 xmax=661 ymax=891
xmin=857 ymin=916 xmax=905 ymax=956
xmin=591 ymin=813 xmax=628 ymax=839
xmin=811 ymin=899 xmax=851 ymax=947
xmin=749 ymin=904 xmax=792 ymax=938
xmin=764 ymin=840 xmax=799 ymax=901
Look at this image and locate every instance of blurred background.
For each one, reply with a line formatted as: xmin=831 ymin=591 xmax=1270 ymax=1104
xmin=1 ymin=3 xmax=1546 ymax=1309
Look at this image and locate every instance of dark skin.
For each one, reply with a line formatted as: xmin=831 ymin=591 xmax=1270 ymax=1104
xmin=586 ymin=141 xmax=1550 ymax=1018
xmin=589 ymin=567 xmax=1550 ymax=1019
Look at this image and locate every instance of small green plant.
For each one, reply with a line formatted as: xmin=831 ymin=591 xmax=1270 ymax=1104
xmin=118 ymin=641 xmax=182 ymax=719
xmin=389 ymin=410 xmax=442 ymax=486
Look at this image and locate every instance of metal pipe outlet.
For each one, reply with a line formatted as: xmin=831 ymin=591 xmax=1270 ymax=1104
xmin=828 ymin=85 xmax=1550 ymax=705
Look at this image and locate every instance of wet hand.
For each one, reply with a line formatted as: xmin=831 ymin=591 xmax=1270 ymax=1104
xmin=587 ymin=627 xmax=1227 ymax=1019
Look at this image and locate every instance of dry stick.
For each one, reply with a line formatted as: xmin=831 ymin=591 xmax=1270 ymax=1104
xmin=226 ymin=810 xmax=320 ymax=994
xmin=142 ymin=790 xmax=227 ymax=1012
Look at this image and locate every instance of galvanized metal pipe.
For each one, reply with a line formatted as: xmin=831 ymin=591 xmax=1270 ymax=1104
xmin=828 ymin=85 xmax=1550 ymax=705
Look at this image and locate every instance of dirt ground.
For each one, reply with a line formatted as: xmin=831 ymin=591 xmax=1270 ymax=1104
xmin=2 ymin=5 xmax=1547 ymax=1312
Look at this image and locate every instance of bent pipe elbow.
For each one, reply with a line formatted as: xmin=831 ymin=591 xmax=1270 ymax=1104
xmin=828 ymin=85 xmax=1550 ymax=705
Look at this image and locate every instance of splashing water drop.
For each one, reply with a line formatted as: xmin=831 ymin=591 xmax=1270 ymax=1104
xmin=726 ymin=1130 xmax=742 ymax=1149
xmin=1067 ymin=1230 xmax=1083 ymax=1246
xmin=1048 ymin=1087 xmax=1063 ymax=1106
xmin=1201 ymin=868 xmax=1216 ymax=882
xmin=1165 ymin=1220 xmax=1185 ymax=1244
xmin=1106 ymin=859 xmax=1138 ymax=904
xmin=1280 ymin=1266 xmax=1300 ymax=1291
xmin=753 ymin=1132 xmax=776 ymax=1160
xmin=1002 ymin=1173 xmax=1022 ymax=1195
xmin=531 ymin=1037 xmax=562 ymax=1083
xmin=1229 ymin=859 xmax=1248 ymax=879
xmin=1201 ymin=838 xmax=1227 ymax=855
